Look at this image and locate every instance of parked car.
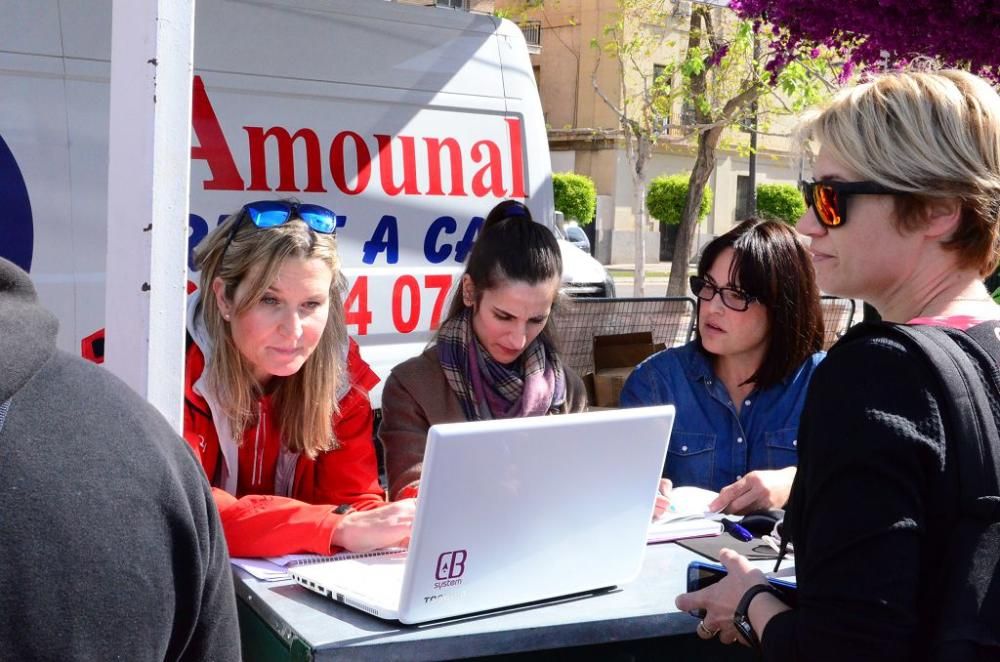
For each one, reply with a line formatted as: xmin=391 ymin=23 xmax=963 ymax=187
xmin=564 ymin=223 xmax=591 ymax=254
xmin=553 ymin=224 xmax=615 ymax=298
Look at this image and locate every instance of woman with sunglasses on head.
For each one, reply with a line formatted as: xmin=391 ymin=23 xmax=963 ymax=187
xmin=676 ymin=71 xmax=1000 ymax=660
xmin=620 ymin=217 xmax=825 ymax=515
xmin=184 ymin=200 xmax=414 ymax=558
xmin=378 ymin=200 xmax=588 ymax=501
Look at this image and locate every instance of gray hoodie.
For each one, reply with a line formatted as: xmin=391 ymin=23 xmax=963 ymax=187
xmin=0 ymin=258 xmax=241 ymax=661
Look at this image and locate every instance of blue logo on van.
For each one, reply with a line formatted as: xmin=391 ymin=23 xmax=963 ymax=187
xmin=0 ymin=134 xmax=33 ymax=271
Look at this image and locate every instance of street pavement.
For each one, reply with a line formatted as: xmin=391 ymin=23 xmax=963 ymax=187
xmin=607 ymin=260 xmax=688 ymax=298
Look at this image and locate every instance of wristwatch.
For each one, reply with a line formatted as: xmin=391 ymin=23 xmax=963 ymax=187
xmin=733 ymin=584 xmax=784 ymax=649
xmin=332 ymin=504 xmax=353 ymax=515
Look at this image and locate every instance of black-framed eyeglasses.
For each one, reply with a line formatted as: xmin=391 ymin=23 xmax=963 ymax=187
xmin=799 ymin=179 xmax=904 ymax=228
xmin=689 ymin=275 xmax=756 ymax=312
xmin=221 ymin=200 xmax=337 ymax=260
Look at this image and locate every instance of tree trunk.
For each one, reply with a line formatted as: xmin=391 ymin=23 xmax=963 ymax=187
xmin=632 ymin=174 xmax=647 ymax=297
xmin=667 ymin=126 xmax=723 ymax=295
xmin=629 ymin=130 xmax=651 ymax=297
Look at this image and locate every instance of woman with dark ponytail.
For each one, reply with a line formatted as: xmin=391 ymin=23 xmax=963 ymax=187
xmin=379 ymin=200 xmax=588 ymax=500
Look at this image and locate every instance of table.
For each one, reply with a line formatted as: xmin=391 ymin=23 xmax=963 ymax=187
xmin=234 ymin=542 xmax=761 ymax=661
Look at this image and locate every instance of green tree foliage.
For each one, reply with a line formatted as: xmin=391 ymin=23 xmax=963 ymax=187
xmin=646 ymin=173 xmax=712 ymax=225
xmin=755 ymin=182 xmax=805 ymax=225
xmin=553 ymin=172 xmax=597 ymax=225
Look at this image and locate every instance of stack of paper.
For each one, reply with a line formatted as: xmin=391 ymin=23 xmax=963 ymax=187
xmin=231 ymin=553 xmax=332 ymax=581
xmin=647 ymin=485 xmax=724 ymax=543
xmin=232 ymin=548 xmax=407 ymax=581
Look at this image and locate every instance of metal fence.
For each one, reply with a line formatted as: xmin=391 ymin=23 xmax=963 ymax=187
xmin=553 ymin=294 xmax=855 ymax=377
xmin=553 ymin=296 xmax=697 ymax=377
xmin=820 ymin=295 xmax=857 ymax=350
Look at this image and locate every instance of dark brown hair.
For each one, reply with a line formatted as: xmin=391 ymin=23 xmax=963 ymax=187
xmin=439 ymin=200 xmax=563 ymax=346
xmin=696 ymin=217 xmax=824 ymax=388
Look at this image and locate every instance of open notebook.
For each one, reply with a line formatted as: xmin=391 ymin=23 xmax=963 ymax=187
xmin=290 ymin=406 xmax=675 ymax=623
xmin=232 ymin=549 xmax=404 ymax=582
xmin=647 ymin=485 xmax=724 ymax=543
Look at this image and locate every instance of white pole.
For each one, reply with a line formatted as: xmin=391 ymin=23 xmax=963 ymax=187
xmin=104 ymin=0 xmax=196 ymax=433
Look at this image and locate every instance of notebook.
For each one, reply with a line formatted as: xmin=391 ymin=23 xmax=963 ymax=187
xmin=231 ymin=548 xmax=404 ymax=581
xmin=647 ymin=485 xmax=724 ymax=543
xmin=291 ymin=405 xmax=675 ymax=624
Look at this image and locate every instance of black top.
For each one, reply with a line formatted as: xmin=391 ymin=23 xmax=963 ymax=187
xmin=761 ymin=328 xmax=992 ymax=661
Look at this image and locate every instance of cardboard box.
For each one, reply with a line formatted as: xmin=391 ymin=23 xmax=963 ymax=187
xmin=587 ymin=332 xmax=664 ymax=407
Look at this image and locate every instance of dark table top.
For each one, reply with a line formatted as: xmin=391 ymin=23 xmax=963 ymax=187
xmin=233 ymin=541 xmax=732 ymax=661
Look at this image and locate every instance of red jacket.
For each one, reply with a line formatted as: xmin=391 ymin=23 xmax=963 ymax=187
xmin=183 ymin=339 xmax=385 ymax=557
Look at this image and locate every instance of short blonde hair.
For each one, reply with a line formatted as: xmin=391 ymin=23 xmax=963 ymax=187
xmin=799 ymin=70 xmax=1000 ymax=275
xmin=195 ymin=209 xmax=347 ymax=458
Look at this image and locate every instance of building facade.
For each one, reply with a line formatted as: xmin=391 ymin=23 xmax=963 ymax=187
xmin=500 ymin=0 xmax=803 ymax=264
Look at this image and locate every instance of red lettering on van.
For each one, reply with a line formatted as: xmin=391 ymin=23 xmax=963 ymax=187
xmin=189 ymin=76 xmax=526 ymax=198
xmin=190 ymin=76 xmax=245 ymax=190
xmin=423 ymin=137 xmax=466 ymax=196
xmin=245 ymin=126 xmax=326 ymax=192
xmin=376 ymin=135 xmax=419 ymax=196
xmin=329 ymin=131 xmax=373 ymax=195
xmin=505 ymin=118 xmax=526 ymax=198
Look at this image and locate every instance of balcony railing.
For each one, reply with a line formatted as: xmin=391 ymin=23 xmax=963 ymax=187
xmin=520 ymin=20 xmax=541 ymax=49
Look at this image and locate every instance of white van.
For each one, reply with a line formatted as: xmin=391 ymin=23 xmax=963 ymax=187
xmin=0 ymin=0 xmax=613 ymax=405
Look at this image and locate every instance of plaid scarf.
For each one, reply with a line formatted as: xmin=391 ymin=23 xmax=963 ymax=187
xmin=437 ymin=308 xmax=566 ymax=421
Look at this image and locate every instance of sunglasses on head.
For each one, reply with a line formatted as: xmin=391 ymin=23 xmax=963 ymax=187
xmin=689 ymin=275 xmax=756 ymax=312
xmin=221 ymin=200 xmax=337 ymax=259
xmin=799 ymin=179 xmax=904 ymax=228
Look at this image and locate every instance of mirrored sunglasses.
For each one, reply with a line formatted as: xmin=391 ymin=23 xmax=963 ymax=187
xmin=799 ymin=179 xmax=902 ymax=228
xmin=221 ymin=200 xmax=337 ymax=259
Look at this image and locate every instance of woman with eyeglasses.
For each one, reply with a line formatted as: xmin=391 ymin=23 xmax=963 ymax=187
xmin=676 ymin=71 xmax=1000 ymax=660
xmin=620 ymin=218 xmax=825 ymax=515
xmin=183 ymin=200 xmax=414 ymax=558
xmin=378 ymin=200 xmax=588 ymax=501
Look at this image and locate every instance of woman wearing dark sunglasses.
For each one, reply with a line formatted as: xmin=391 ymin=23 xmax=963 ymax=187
xmin=183 ymin=200 xmax=414 ymax=558
xmin=620 ymin=217 xmax=825 ymax=514
xmin=677 ymin=71 xmax=1000 ymax=660
xmin=378 ymin=200 xmax=588 ymax=501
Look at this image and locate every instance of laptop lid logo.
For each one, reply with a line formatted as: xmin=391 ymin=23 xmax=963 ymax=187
xmin=435 ymin=550 xmax=467 ymax=581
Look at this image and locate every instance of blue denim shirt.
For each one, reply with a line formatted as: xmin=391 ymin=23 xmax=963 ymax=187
xmin=619 ymin=341 xmax=825 ymax=491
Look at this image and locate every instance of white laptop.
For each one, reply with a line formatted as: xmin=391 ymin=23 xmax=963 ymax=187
xmin=291 ymin=405 xmax=675 ymax=624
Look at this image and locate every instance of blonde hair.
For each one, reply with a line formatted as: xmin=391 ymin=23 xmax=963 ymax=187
xmin=798 ymin=70 xmax=1000 ymax=275
xmin=194 ymin=209 xmax=347 ymax=458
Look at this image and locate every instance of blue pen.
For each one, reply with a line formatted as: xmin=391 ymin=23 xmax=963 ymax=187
xmin=721 ymin=517 xmax=753 ymax=542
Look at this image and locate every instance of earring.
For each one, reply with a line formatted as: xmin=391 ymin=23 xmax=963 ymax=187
xmin=223 ymin=313 xmax=231 ymax=321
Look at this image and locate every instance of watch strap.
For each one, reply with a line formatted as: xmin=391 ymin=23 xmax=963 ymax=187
xmin=733 ymin=583 xmax=784 ymax=649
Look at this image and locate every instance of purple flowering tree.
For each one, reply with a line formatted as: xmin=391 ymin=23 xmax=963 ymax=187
xmin=731 ymin=0 xmax=1000 ymax=75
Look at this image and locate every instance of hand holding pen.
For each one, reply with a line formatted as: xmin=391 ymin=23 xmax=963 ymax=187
xmin=652 ymin=478 xmax=673 ymax=520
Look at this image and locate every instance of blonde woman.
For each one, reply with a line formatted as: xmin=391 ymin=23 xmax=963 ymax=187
xmin=677 ymin=71 xmax=1000 ymax=660
xmin=184 ymin=200 xmax=414 ymax=558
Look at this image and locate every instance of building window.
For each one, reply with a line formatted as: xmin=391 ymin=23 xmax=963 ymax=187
xmin=521 ymin=20 xmax=541 ymax=48
xmin=652 ymin=64 xmax=671 ymax=133
xmin=735 ymin=174 xmax=753 ymax=221
xmin=436 ymin=0 xmax=469 ymax=9
xmin=681 ymin=98 xmax=697 ymax=126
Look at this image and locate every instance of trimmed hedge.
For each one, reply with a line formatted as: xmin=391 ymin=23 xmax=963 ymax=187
xmin=553 ymin=172 xmax=597 ymax=225
xmin=756 ymin=182 xmax=806 ymax=225
xmin=646 ymin=173 xmax=713 ymax=225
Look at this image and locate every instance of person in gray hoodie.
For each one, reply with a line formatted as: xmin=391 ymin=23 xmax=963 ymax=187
xmin=0 ymin=257 xmax=241 ymax=661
